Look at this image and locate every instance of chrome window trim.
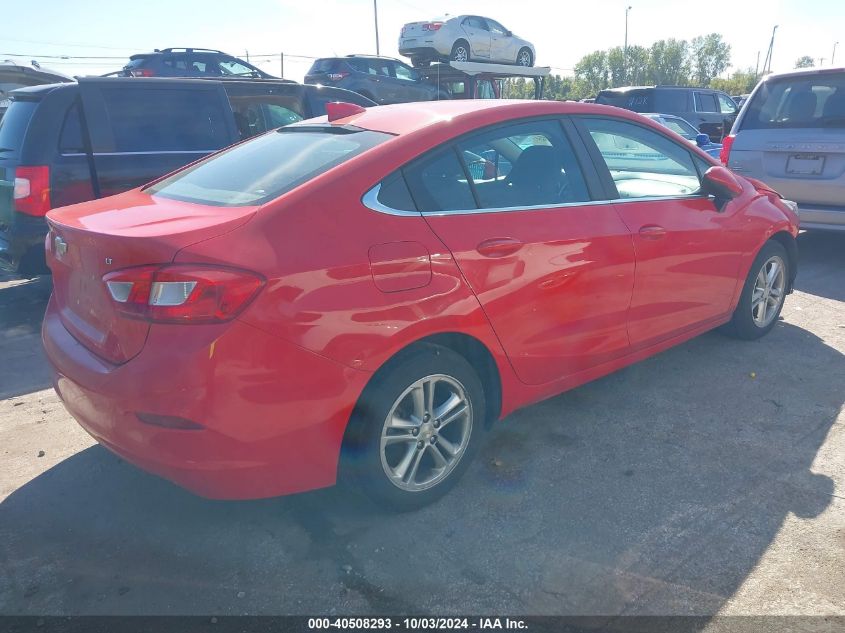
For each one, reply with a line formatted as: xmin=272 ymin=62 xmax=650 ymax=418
xmin=361 ymin=183 xmax=421 ymax=217
xmin=362 ymin=182 xmax=711 ymax=217
xmin=60 ymin=150 xmax=213 ymax=157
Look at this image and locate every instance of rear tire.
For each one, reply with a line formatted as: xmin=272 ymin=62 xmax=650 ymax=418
xmin=341 ymin=345 xmax=486 ymax=511
xmin=722 ymin=241 xmax=789 ymax=340
xmin=450 ymin=41 xmax=471 ymax=63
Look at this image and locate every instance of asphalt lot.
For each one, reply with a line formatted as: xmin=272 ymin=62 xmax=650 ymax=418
xmin=1 ymin=231 xmax=843 ymax=619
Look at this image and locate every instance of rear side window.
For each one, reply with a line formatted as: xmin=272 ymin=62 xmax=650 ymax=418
xmin=403 ymin=149 xmax=476 ymax=212
xmin=59 ymin=102 xmax=85 ymax=153
xmin=124 ymin=57 xmax=150 ymax=69
xmin=596 ymin=90 xmax=653 ymax=112
xmin=0 ymin=99 xmax=37 ymax=158
xmin=741 ymin=72 xmax=845 ymax=130
xmin=310 ymin=59 xmax=339 ymax=74
xmin=147 ymin=127 xmax=391 ymax=206
xmin=227 ymin=94 xmax=305 ymax=139
xmin=99 ymin=86 xmax=230 ymax=152
xmin=653 ymin=90 xmax=688 ymax=112
xmin=376 ymin=172 xmax=417 ymax=211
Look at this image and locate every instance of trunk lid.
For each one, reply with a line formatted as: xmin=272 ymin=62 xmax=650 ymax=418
xmin=46 ymin=189 xmax=257 ymax=364
xmin=401 ymin=22 xmax=432 ymax=39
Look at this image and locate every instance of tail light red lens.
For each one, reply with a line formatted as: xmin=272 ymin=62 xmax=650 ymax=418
xmin=13 ymin=166 xmax=51 ymax=216
xmin=103 ymin=264 xmax=265 ymax=324
xmin=326 ymin=72 xmax=350 ymax=81
xmin=720 ymin=134 xmax=735 ymax=166
xmin=423 ymin=22 xmax=443 ymax=31
xmin=129 ymin=69 xmax=154 ymax=77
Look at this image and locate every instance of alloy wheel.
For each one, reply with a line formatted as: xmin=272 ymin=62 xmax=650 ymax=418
xmin=379 ymin=374 xmax=473 ymax=492
xmin=751 ymin=255 xmax=786 ymax=328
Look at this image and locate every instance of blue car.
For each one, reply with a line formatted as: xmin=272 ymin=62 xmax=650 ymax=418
xmin=642 ymin=113 xmax=723 ymax=159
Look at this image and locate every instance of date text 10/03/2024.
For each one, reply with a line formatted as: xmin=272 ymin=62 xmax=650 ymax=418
xmin=307 ymin=618 xmax=528 ymax=630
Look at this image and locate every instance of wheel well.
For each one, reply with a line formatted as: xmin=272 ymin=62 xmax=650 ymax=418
xmin=362 ymin=333 xmax=502 ymax=428
xmin=769 ymin=231 xmax=798 ymax=289
xmin=452 ymin=39 xmax=470 ymax=52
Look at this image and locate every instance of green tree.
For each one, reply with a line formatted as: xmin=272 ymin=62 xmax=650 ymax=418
xmin=710 ymin=67 xmax=759 ymax=95
xmin=794 ymin=55 xmax=815 ymax=69
xmin=690 ymin=33 xmax=731 ymax=86
xmin=648 ymin=39 xmax=690 ymax=85
xmin=574 ymin=50 xmax=609 ymax=95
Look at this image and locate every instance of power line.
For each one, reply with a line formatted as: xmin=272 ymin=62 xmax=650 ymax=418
xmin=0 ymin=37 xmax=145 ymax=51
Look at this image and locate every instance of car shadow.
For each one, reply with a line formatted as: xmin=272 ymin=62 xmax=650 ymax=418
xmin=0 ymin=276 xmax=53 ymax=399
xmin=0 ymin=321 xmax=841 ymax=619
xmin=795 ymin=231 xmax=845 ymax=302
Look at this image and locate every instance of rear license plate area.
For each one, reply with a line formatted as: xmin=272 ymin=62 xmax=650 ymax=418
xmin=786 ymin=154 xmax=825 ymax=175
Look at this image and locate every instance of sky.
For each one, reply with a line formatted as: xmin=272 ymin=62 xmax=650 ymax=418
xmin=1 ymin=0 xmax=843 ymax=82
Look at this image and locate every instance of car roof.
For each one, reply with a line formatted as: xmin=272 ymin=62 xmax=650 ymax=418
xmin=762 ymin=66 xmax=845 ymax=81
xmin=296 ymin=99 xmax=660 ymax=136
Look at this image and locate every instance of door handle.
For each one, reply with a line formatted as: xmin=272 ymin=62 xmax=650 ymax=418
xmin=638 ymin=225 xmax=667 ymax=240
xmin=476 ymin=237 xmax=524 ymax=258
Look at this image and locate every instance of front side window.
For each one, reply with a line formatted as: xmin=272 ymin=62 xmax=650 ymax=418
xmin=146 ymin=127 xmax=390 ymax=207
xmin=457 ymin=120 xmax=590 ymax=209
xmin=219 ymin=58 xmax=260 ymax=77
xmin=393 ymin=63 xmax=417 ymax=82
xmin=486 ymin=19 xmax=507 ymax=35
xmin=695 ymin=92 xmax=719 ymax=113
xmin=717 ymin=93 xmax=737 ymax=114
xmin=581 ymin=118 xmax=701 ymax=199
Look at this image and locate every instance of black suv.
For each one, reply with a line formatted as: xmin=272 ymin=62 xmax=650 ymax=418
xmin=305 ymin=55 xmax=448 ymax=104
xmin=122 ymin=48 xmax=274 ymax=79
xmin=0 ymin=77 xmax=374 ymax=276
xmin=595 ymin=85 xmax=738 ymax=142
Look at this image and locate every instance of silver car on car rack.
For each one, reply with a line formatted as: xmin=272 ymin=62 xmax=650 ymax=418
xmin=399 ymin=15 xmax=536 ymax=68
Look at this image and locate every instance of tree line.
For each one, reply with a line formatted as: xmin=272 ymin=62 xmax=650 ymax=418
xmin=503 ymin=33 xmax=763 ymax=102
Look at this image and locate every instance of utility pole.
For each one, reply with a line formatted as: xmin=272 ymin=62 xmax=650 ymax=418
xmin=755 ymin=50 xmax=760 ymax=78
xmin=280 ymin=52 xmax=284 ymax=78
xmin=373 ymin=0 xmax=381 ymax=56
xmin=624 ymin=5 xmax=632 ymax=83
xmin=245 ymin=49 xmax=250 ymax=63
xmin=833 ymin=42 xmax=839 ymax=66
xmin=762 ymin=25 xmax=778 ymax=75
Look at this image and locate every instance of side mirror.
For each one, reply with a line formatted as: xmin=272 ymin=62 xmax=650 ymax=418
xmin=505 ymin=30 xmax=513 ymax=36
xmin=695 ymin=133 xmax=710 ymax=148
xmin=702 ymin=165 xmax=743 ymax=209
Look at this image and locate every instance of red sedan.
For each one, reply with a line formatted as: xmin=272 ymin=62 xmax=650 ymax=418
xmin=43 ymin=100 xmax=799 ymax=510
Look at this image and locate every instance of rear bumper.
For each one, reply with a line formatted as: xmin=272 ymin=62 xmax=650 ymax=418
xmin=398 ymin=45 xmax=443 ymax=60
xmin=795 ymin=204 xmax=845 ymax=231
xmin=0 ymin=213 xmax=48 ymax=273
xmin=42 ymin=295 xmax=371 ymax=499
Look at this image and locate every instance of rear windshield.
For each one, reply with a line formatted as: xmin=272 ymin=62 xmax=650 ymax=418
xmin=596 ymin=90 xmax=653 ymax=112
xmin=124 ymin=57 xmax=150 ymax=69
xmin=146 ymin=127 xmax=391 ymax=206
xmin=741 ymin=72 xmax=845 ymax=130
xmin=0 ymin=99 xmax=37 ymax=157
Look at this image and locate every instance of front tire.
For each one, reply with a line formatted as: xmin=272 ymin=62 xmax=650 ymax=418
xmin=450 ymin=41 xmax=470 ymax=63
xmin=723 ymin=240 xmax=789 ymax=340
xmin=516 ymin=47 xmax=534 ymax=67
xmin=341 ymin=345 xmax=486 ymax=511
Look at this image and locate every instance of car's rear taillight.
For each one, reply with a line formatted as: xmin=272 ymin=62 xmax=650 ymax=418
xmin=129 ymin=68 xmax=154 ymax=77
xmin=423 ymin=22 xmax=443 ymax=31
xmin=326 ymin=72 xmax=350 ymax=81
xmin=103 ymin=264 xmax=265 ymax=324
xmin=13 ymin=166 xmax=51 ymax=216
xmin=720 ymin=134 xmax=735 ymax=166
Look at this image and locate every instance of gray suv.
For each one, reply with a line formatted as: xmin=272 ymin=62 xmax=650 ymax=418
xmin=304 ymin=55 xmax=448 ymax=105
xmin=724 ymin=67 xmax=845 ymax=231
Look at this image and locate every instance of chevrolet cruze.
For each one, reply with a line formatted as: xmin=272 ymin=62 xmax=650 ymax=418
xmin=43 ymin=100 xmax=799 ymax=510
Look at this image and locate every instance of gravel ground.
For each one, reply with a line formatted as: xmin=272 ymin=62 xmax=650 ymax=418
xmin=0 ymin=231 xmax=843 ymax=620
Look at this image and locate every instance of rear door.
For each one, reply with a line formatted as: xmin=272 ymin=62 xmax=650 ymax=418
xmin=694 ymin=91 xmax=724 ymax=141
xmin=404 ymin=117 xmax=635 ymax=385
xmin=576 ymin=116 xmax=748 ymax=349
xmin=78 ymin=80 xmax=238 ymax=197
xmin=486 ymin=19 xmax=514 ymax=63
xmin=728 ymin=71 xmax=845 ymax=223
